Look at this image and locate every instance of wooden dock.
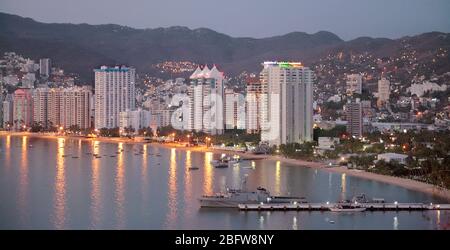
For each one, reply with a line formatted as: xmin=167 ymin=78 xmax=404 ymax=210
xmin=238 ymin=202 xmax=450 ymax=211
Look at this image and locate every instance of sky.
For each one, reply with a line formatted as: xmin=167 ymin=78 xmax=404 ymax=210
xmin=1 ymin=0 xmax=450 ymax=40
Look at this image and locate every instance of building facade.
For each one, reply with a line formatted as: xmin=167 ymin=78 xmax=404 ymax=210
xmin=377 ymin=77 xmax=390 ymax=107
xmin=60 ymin=86 xmax=92 ymax=129
xmin=187 ymin=65 xmax=224 ymax=134
xmin=346 ymin=98 xmax=363 ymax=137
xmin=39 ymin=58 xmax=51 ymax=77
xmin=13 ymin=88 xmax=33 ymax=129
xmin=32 ymin=87 xmax=92 ymax=129
xmin=245 ymin=79 xmax=262 ymax=134
xmin=2 ymin=94 xmax=13 ymax=128
xmin=260 ymin=62 xmax=314 ymax=146
xmin=94 ymin=66 xmax=136 ymax=129
xmin=119 ymin=109 xmax=151 ymax=131
xmin=224 ymin=88 xmax=246 ymax=130
xmin=346 ymin=74 xmax=362 ymax=95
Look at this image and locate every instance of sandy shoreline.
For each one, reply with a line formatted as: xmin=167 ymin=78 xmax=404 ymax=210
xmin=2 ymin=131 xmax=450 ymax=201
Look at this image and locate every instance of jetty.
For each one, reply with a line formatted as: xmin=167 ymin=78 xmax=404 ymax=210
xmin=238 ymin=202 xmax=450 ymax=211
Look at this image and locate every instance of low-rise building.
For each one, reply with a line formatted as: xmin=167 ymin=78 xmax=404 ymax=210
xmin=318 ymin=137 xmax=340 ymax=150
xmin=377 ymin=153 xmax=408 ymax=165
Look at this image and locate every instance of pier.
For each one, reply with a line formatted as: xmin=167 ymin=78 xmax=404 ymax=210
xmin=238 ymin=202 xmax=450 ymax=211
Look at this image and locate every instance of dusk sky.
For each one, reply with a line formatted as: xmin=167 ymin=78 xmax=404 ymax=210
xmin=1 ymin=0 xmax=450 ymax=40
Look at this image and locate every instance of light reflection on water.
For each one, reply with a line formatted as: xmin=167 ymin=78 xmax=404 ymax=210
xmin=115 ymin=142 xmax=125 ymax=229
xmin=54 ymin=138 xmax=66 ymax=229
xmin=90 ymin=140 xmax=101 ymax=229
xmin=0 ymin=135 xmax=449 ymax=230
xmin=18 ymin=136 xmax=29 ymax=226
xmin=165 ymin=148 xmax=178 ymax=229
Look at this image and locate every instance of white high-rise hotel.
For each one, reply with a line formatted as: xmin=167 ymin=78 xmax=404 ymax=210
xmin=94 ymin=66 xmax=136 ymax=129
xmin=260 ymin=62 xmax=313 ymax=146
xmin=187 ymin=65 xmax=224 ymax=134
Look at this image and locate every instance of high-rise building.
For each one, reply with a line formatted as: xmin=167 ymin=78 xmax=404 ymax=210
xmin=33 ymin=86 xmax=92 ymax=129
xmin=346 ymin=98 xmax=363 ymax=138
xmin=187 ymin=65 xmax=224 ymax=134
xmin=346 ymin=74 xmax=362 ymax=95
xmin=13 ymin=88 xmax=33 ymax=129
xmin=2 ymin=94 xmax=13 ymax=129
xmin=33 ymin=87 xmax=49 ymax=126
xmin=245 ymin=78 xmax=263 ymax=134
xmin=60 ymin=86 xmax=92 ymax=130
xmin=260 ymin=62 xmax=314 ymax=146
xmin=94 ymin=66 xmax=136 ymax=129
xmin=224 ymin=88 xmax=246 ymax=130
xmin=39 ymin=58 xmax=51 ymax=77
xmin=377 ymin=77 xmax=390 ymax=107
xmin=0 ymin=81 xmax=3 ymax=127
xmin=47 ymin=88 xmax=62 ymax=127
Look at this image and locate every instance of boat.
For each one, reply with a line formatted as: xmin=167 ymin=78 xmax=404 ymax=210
xmin=211 ymin=156 xmax=240 ymax=168
xmin=199 ymin=176 xmax=306 ymax=208
xmin=188 ymin=167 xmax=199 ymax=170
xmin=211 ymin=158 xmax=229 ymax=168
xmin=329 ymin=205 xmax=366 ymax=212
xmin=213 ymin=162 xmax=229 ymax=168
xmin=71 ymin=156 xmax=79 ymax=159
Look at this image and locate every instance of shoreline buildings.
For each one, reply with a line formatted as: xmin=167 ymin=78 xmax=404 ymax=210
xmin=260 ymin=62 xmax=314 ymax=146
xmin=94 ymin=66 xmax=136 ymax=129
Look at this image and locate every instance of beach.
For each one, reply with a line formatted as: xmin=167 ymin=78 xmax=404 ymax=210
xmin=2 ymin=131 xmax=450 ymax=201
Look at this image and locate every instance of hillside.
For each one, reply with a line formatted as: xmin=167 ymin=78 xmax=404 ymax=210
xmin=0 ymin=12 xmax=449 ymax=82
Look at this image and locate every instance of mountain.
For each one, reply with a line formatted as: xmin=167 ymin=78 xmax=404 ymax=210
xmin=0 ymin=12 xmax=449 ymax=82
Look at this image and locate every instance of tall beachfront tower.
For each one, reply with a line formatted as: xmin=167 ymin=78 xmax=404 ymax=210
xmin=245 ymin=77 xmax=263 ymax=134
xmin=260 ymin=62 xmax=314 ymax=146
xmin=187 ymin=65 xmax=224 ymax=135
xmin=94 ymin=66 xmax=136 ymax=129
xmin=13 ymin=88 xmax=33 ymax=129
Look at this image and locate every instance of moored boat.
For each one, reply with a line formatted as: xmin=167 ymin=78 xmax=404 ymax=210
xmin=330 ymin=205 xmax=366 ymax=212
